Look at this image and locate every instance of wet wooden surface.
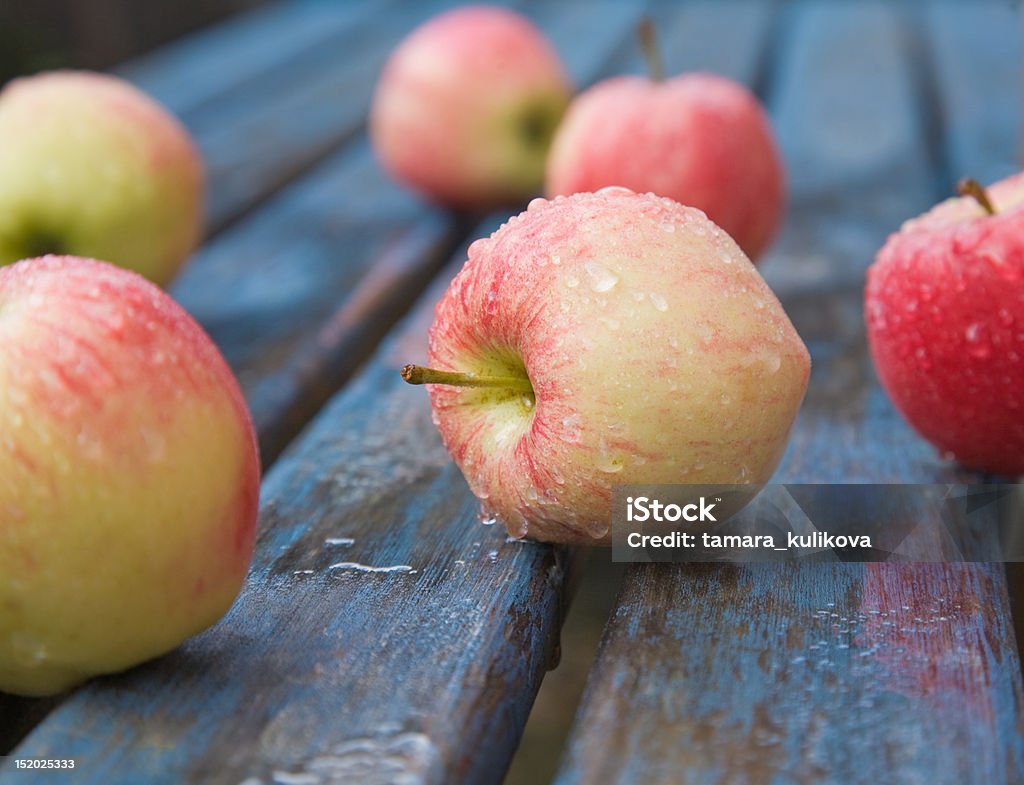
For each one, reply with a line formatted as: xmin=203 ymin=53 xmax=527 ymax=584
xmin=554 ymin=3 xmax=1024 ymax=784
xmin=2 ymin=1 xmax=1022 ymax=784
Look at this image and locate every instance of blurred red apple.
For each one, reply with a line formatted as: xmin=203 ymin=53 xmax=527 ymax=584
xmin=545 ymin=25 xmax=784 ymax=261
xmin=866 ymin=175 xmax=1024 ymax=475
xmin=370 ymin=5 xmax=571 ymax=210
xmin=0 ymin=257 xmax=259 ymax=696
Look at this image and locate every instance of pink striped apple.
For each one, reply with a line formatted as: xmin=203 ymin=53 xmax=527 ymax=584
xmin=545 ymin=29 xmax=784 ymax=262
xmin=402 ymin=189 xmax=809 ymax=544
xmin=0 ymin=72 xmax=204 ymax=286
xmin=371 ymin=5 xmax=571 ymax=210
xmin=0 ymin=257 xmax=259 ymax=696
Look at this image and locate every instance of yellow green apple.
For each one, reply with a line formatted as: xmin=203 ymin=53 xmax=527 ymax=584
xmin=0 ymin=71 xmax=204 ymax=286
xmin=0 ymin=256 xmax=259 ymax=696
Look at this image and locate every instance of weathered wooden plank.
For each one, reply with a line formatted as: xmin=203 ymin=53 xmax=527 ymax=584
xmin=157 ymin=0 xmax=447 ymax=234
xmin=554 ymin=4 xmax=1024 ymax=785
xmin=168 ymin=138 xmax=460 ymax=466
xmin=115 ymin=0 xmax=376 ymax=117
xmin=921 ymin=1 xmax=1021 ymax=187
xmin=922 ymin=0 xmax=1024 ymax=703
xmin=0 ymin=2 xmax=653 ymax=781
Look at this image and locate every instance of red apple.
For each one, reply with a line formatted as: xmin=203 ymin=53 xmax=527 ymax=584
xmin=0 ymin=257 xmax=259 ymax=696
xmin=866 ymin=175 xmax=1024 ymax=475
xmin=370 ymin=5 xmax=571 ymax=210
xmin=545 ymin=62 xmax=784 ymax=261
xmin=0 ymin=71 xmax=204 ymax=286
xmin=402 ymin=188 xmax=810 ymax=544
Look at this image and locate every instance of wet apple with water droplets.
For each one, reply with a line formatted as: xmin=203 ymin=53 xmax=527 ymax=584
xmin=0 ymin=256 xmax=259 ymax=696
xmin=866 ymin=174 xmax=1024 ymax=474
xmin=402 ymin=189 xmax=810 ymax=545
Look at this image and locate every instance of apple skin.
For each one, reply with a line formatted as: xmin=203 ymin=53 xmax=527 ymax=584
xmin=0 ymin=256 xmax=259 ymax=696
xmin=0 ymin=71 xmax=204 ymax=287
xmin=370 ymin=5 xmax=571 ymax=211
xmin=423 ymin=188 xmax=810 ymax=544
xmin=545 ymin=73 xmax=785 ymax=262
xmin=866 ymin=174 xmax=1024 ymax=475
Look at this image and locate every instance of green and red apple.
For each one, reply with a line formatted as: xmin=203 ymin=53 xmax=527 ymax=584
xmin=545 ymin=39 xmax=784 ymax=261
xmin=403 ymin=188 xmax=810 ymax=544
xmin=370 ymin=5 xmax=571 ymax=210
xmin=0 ymin=71 xmax=204 ymax=286
xmin=866 ymin=175 xmax=1024 ymax=475
xmin=0 ymin=256 xmax=259 ymax=696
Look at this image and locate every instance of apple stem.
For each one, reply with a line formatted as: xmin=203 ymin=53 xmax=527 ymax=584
xmin=637 ymin=18 xmax=665 ymax=83
xmin=957 ymin=177 xmax=997 ymax=215
xmin=400 ymin=364 xmax=534 ymax=394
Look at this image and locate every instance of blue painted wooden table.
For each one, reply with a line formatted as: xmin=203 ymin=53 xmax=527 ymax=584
xmin=0 ymin=2 xmax=1021 ymax=784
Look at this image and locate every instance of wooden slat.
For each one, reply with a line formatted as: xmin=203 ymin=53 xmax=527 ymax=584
xmin=553 ymin=4 xmax=1024 ymax=785
xmin=922 ymin=2 xmax=1021 ymax=186
xmin=115 ymin=0 xmax=376 ymax=117
xmin=149 ymin=0 xmax=446 ymax=234
xmin=168 ymin=139 xmax=462 ymax=466
xmin=0 ymin=2 xmax=654 ymax=782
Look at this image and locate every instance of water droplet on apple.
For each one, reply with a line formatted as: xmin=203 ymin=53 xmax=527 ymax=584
xmin=10 ymin=634 xmax=48 ymax=667
xmin=585 ymin=519 xmax=610 ymax=539
xmin=478 ymin=507 xmax=498 ymax=526
xmin=596 ymin=185 xmax=634 ymax=196
xmin=736 ymin=465 xmax=750 ymax=482
xmin=550 ymin=254 xmax=561 ymax=266
xmin=485 ymin=291 xmax=499 ymax=315
xmin=527 ymin=197 xmax=547 ymax=212
xmin=649 ymin=293 xmax=668 ymax=312
xmin=718 ymin=249 xmax=734 ymax=264
xmin=140 ymin=427 xmax=166 ymax=462
xmin=720 ymin=393 xmax=731 ymax=405
xmin=561 ymin=414 xmax=583 ymax=443
xmin=964 ymin=322 xmax=992 ymax=358
xmin=659 ymin=221 xmax=676 ymax=233
xmin=998 ymin=308 xmax=1014 ymax=327
xmin=583 ymin=262 xmax=619 ymax=292
xmin=565 ymin=274 xmax=580 ymax=288
xmin=76 ymin=427 xmax=104 ymax=461
xmin=508 ymin=514 xmax=529 ymax=539
xmin=698 ymin=325 xmax=714 ymax=344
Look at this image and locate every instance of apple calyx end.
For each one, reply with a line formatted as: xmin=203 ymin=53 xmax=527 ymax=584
xmin=637 ymin=18 xmax=665 ymax=83
xmin=400 ymin=364 xmax=534 ymax=395
xmin=957 ymin=177 xmax=997 ymax=216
